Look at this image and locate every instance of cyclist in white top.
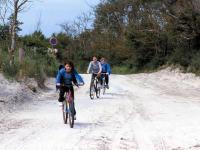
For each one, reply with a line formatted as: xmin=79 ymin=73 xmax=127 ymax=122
xmin=87 ymin=56 xmax=102 ymax=82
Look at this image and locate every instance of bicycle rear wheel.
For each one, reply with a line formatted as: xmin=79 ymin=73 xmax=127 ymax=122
xmin=62 ymin=100 xmax=68 ymax=124
xmin=90 ymin=82 xmax=95 ymax=100
xmin=68 ymin=102 xmax=75 ymax=128
xmin=95 ymin=80 xmax=101 ymax=98
xmin=97 ymin=89 xmax=100 ymax=98
xmin=102 ymin=79 xmax=106 ymax=95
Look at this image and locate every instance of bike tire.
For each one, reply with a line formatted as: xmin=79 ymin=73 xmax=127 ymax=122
xmin=68 ymin=102 xmax=74 ymax=128
xmin=95 ymin=80 xmax=101 ymax=98
xmin=90 ymin=81 xmax=95 ymax=100
xmin=103 ymin=87 xmax=106 ymax=95
xmin=62 ymin=101 xmax=68 ymax=124
xmin=96 ymin=89 xmax=100 ymax=98
xmin=103 ymin=79 xmax=106 ymax=95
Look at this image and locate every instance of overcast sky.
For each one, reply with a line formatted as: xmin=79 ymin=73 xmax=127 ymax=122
xmin=19 ymin=0 xmax=100 ymax=37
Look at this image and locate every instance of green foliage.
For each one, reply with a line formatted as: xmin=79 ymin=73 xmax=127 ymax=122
xmin=21 ymin=47 xmax=59 ymax=85
xmin=3 ymin=31 xmax=58 ymax=86
xmin=2 ymin=62 xmax=19 ymax=79
xmin=0 ymin=28 xmax=59 ymax=84
xmin=169 ymin=48 xmax=191 ymax=67
xmin=45 ymin=54 xmax=59 ymax=77
xmin=1 ymin=0 xmax=200 ymax=77
xmin=112 ymin=66 xmax=133 ymax=74
xmin=0 ymin=51 xmax=19 ymax=79
xmin=22 ymin=31 xmax=48 ymax=49
xmin=0 ymin=25 xmax=9 ymax=40
xmin=190 ymin=52 xmax=200 ymax=74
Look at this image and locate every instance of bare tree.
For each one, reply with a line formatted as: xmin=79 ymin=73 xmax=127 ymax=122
xmin=77 ymin=12 xmax=93 ymax=32
xmin=61 ymin=12 xmax=93 ymax=36
xmin=35 ymin=11 xmax=42 ymax=31
xmin=0 ymin=0 xmax=8 ymax=25
xmin=8 ymin=0 xmax=33 ymax=65
xmin=60 ymin=22 xmax=77 ymax=37
xmin=191 ymin=0 xmax=200 ymax=13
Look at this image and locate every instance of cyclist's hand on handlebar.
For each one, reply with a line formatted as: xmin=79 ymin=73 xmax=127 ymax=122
xmin=75 ymin=83 xmax=79 ymax=88
xmin=56 ymin=83 xmax=61 ymax=91
xmin=97 ymin=73 xmax=101 ymax=77
xmin=56 ymin=86 xmax=60 ymax=91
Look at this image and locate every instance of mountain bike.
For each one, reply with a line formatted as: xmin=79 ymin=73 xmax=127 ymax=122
xmin=90 ymin=73 xmax=101 ymax=99
xmin=62 ymin=90 xmax=75 ymax=128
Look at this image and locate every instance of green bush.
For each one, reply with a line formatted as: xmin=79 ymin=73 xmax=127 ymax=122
xmin=169 ymin=48 xmax=192 ymax=67
xmin=189 ymin=52 xmax=200 ymax=74
xmin=112 ymin=66 xmax=133 ymax=74
xmin=0 ymin=46 xmax=59 ymax=86
xmin=44 ymin=54 xmax=59 ymax=77
xmin=2 ymin=60 xmax=20 ymax=79
xmin=145 ymin=56 xmax=166 ymax=70
xmin=0 ymin=49 xmax=18 ymax=79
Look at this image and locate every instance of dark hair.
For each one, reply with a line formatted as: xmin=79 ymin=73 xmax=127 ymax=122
xmin=101 ymin=57 xmax=105 ymax=61
xmin=59 ymin=65 xmax=64 ymax=70
xmin=64 ymin=61 xmax=75 ymax=72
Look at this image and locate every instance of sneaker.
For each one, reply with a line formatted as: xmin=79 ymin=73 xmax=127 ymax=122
xmin=97 ymin=83 xmax=101 ymax=89
xmin=58 ymin=102 xmax=63 ymax=107
xmin=106 ymin=85 xmax=109 ymax=89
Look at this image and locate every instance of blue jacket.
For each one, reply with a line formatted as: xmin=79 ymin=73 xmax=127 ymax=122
xmin=56 ymin=67 xmax=85 ymax=86
xmin=101 ymin=63 xmax=111 ymax=74
xmin=74 ymin=69 xmax=85 ymax=85
xmin=56 ymin=68 xmax=77 ymax=87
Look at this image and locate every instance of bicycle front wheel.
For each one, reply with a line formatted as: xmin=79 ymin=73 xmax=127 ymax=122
xmin=62 ymin=100 xmax=68 ymax=124
xmin=90 ymin=82 xmax=95 ymax=100
xmin=68 ymin=102 xmax=75 ymax=128
xmin=95 ymin=81 xmax=101 ymax=98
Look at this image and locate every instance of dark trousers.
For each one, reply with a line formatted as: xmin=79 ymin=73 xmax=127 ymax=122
xmin=101 ymin=73 xmax=109 ymax=85
xmin=58 ymin=86 xmax=76 ymax=115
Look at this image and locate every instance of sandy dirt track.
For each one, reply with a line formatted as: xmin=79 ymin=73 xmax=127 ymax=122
xmin=0 ymin=69 xmax=200 ymax=150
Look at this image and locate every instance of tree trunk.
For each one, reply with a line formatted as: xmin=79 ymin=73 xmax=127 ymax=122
xmin=9 ymin=1 xmax=18 ymax=65
xmin=0 ymin=48 xmax=2 ymax=71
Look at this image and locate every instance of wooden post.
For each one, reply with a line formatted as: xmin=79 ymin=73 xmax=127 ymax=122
xmin=19 ymin=48 xmax=25 ymax=78
xmin=19 ymin=48 xmax=25 ymax=65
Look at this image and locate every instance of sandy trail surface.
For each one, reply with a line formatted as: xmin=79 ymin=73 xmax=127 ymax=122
xmin=0 ymin=69 xmax=200 ymax=150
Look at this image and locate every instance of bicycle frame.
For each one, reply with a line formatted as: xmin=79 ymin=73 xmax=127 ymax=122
xmin=62 ymin=90 xmax=75 ymax=128
xmin=100 ymin=73 xmax=108 ymax=95
xmin=90 ymin=73 xmax=101 ymax=99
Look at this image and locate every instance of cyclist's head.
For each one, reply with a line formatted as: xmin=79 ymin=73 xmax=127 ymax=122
xmin=100 ymin=57 xmax=105 ymax=63
xmin=64 ymin=61 xmax=74 ymax=73
xmin=93 ymin=56 xmax=97 ymax=62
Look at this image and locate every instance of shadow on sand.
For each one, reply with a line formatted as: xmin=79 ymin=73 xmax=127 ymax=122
xmin=103 ymin=92 xmax=127 ymax=97
xmin=75 ymin=122 xmax=95 ymax=129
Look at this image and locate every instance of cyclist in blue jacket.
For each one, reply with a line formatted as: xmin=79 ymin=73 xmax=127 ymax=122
xmin=100 ymin=57 xmax=111 ymax=89
xmin=56 ymin=61 xmax=79 ymax=119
